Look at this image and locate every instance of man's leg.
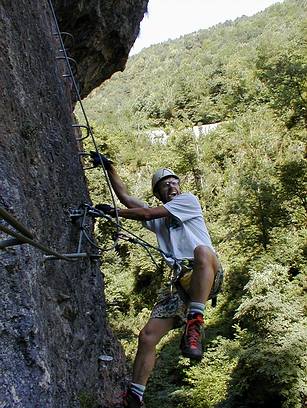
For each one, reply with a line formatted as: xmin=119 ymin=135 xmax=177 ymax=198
xmin=125 ymin=317 xmax=175 ymax=407
xmin=181 ymin=245 xmax=218 ymax=360
xmin=133 ymin=317 xmax=175 ymax=384
xmin=189 ymin=245 xmax=218 ymax=302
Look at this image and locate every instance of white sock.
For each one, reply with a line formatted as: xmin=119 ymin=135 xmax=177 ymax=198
xmin=188 ymin=301 xmax=205 ymax=316
xmin=130 ymin=383 xmax=145 ymax=401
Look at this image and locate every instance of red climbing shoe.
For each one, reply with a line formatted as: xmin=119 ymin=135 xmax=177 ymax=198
xmin=180 ymin=313 xmax=204 ymax=361
xmin=123 ymin=389 xmax=145 ymax=408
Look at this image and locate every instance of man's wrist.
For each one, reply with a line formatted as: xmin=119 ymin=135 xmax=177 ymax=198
xmin=110 ymin=207 xmax=120 ymax=217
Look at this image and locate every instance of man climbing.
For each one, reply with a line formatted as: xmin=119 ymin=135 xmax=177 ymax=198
xmin=93 ymin=153 xmax=223 ymax=408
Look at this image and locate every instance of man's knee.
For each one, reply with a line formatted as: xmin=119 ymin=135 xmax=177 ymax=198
xmin=138 ymin=325 xmax=161 ymax=348
xmin=138 ymin=318 xmax=174 ymax=349
xmin=194 ymin=245 xmax=218 ymax=271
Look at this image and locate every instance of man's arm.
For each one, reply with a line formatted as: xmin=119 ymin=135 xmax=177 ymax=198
xmin=92 ymin=153 xmax=168 ymax=219
xmin=107 ymin=164 xmax=146 ymax=209
xmin=117 ymin=205 xmax=169 ymax=221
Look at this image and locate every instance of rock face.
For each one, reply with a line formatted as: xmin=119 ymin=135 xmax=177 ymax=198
xmin=54 ymin=0 xmax=149 ymax=97
xmin=0 ymin=1 xmax=148 ymax=407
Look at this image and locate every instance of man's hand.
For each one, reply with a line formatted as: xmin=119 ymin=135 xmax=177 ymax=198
xmin=95 ymin=203 xmax=117 ymax=217
xmin=90 ymin=151 xmax=113 ymax=170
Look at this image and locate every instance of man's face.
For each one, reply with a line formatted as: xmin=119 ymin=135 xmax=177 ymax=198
xmin=157 ymin=177 xmax=180 ymax=203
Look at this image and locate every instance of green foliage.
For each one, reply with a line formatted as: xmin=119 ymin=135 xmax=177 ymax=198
xmin=80 ymin=0 xmax=307 ymax=131
xmin=279 ymin=159 xmax=307 ymax=216
xmin=256 ymin=34 xmax=307 ymax=128
xmin=227 ymin=265 xmax=307 ymax=408
xmin=173 ymin=337 xmax=240 ymax=408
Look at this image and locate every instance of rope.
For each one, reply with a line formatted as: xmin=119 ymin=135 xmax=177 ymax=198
xmin=0 ymin=211 xmax=72 ymax=261
xmin=47 ymin=0 xmax=120 ymax=248
xmin=82 ymin=226 xmax=108 ymax=251
xmin=0 ymin=207 xmax=34 ymax=239
xmin=117 ymin=233 xmax=160 ymax=268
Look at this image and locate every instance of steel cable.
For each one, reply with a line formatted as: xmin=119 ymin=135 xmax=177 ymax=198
xmin=47 ymin=0 xmax=120 ymax=251
xmin=0 ymin=219 xmax=72 ymax=261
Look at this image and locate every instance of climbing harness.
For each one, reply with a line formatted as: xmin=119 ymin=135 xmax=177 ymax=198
xmin=168 ymin=258 xmax=221 ymax=307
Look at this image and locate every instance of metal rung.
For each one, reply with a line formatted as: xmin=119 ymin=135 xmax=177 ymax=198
xmin=77 ymin=152 xmax=95 ymax=170
xmin=56 ymin=56 xmax=78 ymax=77
xmin=53 ymin=31 xmax=74 ymax=39
xmin=0 ymin=238 xmax=22 ymax=249
xmin=44 ymin=252 xmax=101 ymax=261
xmin=55 ymin=56 xmax=77 ymax=64
xmin=72 ymin=124 xmax=91 ymax=141
xmin=53 ymin=31 xmax=74 ymax=47
xmin=68 ymin=208 xmax=84 ymax=221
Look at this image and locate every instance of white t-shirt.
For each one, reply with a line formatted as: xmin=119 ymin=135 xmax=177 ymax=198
xmin=144 ymin=192 xmax=214 ymax=266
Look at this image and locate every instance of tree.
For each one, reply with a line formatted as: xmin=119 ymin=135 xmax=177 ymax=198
xmin=256 ymin=38 xmax=307 ymax=129
xmin=227 ymin=264 xmax=307 ymax=408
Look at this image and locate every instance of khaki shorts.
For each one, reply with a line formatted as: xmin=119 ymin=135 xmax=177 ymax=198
xmin=150 ymin=261 xmax=224 ymax=328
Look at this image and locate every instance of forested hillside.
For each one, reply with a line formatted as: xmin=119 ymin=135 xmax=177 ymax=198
xmin=77 ymin=0 xmax=307 ymax=407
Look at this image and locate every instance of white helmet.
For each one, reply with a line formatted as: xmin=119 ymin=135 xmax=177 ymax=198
xmin=152 ymin=168 xmax=180 ymax=198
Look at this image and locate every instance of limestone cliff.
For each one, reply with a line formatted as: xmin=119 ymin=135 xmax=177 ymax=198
xmin=54 ymin=0 xmax=148 ymax=97
xmin=0 ymin=1 xmax=148 ymax=407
